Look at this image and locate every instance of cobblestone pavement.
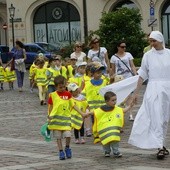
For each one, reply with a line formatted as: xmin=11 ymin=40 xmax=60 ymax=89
xmin=0 ymin=72 xmax=169 ymax=170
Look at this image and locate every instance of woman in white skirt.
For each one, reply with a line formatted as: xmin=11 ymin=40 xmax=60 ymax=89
xmin=128 ymin=31 xmax=170 ymax=159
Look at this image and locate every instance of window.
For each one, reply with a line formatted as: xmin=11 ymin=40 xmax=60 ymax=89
xmin=161 ymin=1 xmax=170 ymax=47
xmin=33 ymin=1 xmax=81 ymax=50
xmin=112 ymin=0 xmax=138 ymax=11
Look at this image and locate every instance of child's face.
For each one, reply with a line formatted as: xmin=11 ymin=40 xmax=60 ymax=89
xmin=106 ymin=96 xmax=117 ymax=107
xmin=70 ymin=59 xmax=77 ymax=65
xmin=55 ymin=59 xmax=61 ymax=66
xmin=77 ymin=65 xmax=86 ymax=74
xmin=65 ymin=59 xmax=71 ymax=66
xmin=93 ymin=70 xmax=102 ymax=80
xmin=56 ymin=83 xmax=66 ymax=92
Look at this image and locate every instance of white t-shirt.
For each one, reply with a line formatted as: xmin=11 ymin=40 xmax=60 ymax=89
xmin=87 ymin=47 xmax=107 ymax=67
xmin=70 ymin=52 xmax=86 ymax=65
xmin=110 ymin=52 xmax=134 ymax=79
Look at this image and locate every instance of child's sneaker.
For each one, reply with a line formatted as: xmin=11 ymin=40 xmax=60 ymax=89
xmin=86 ymin=130 xmax=92 ymax=137
xmin=80 ymin=138 xmax=85 ymax=144
xmin=74 ymin=139 xmax=80 ymax=144
xmin=59 ymin=151 xmax=65 ymax=160
xmin=65 ymin=147 xmax=72 ymax=158
xmin=105 ymin=151 xmax=110 ymax=157
xmin=113 ymin=152 xmax=122 ymax=158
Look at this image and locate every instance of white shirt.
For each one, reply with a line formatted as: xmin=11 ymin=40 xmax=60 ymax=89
xmin=87 ymin=47 xmax=107 ymax=67
xmin=110 ymin=52 xmax=134 ymax=79
xmin=70 ymin=52 xmax=86 ymax=65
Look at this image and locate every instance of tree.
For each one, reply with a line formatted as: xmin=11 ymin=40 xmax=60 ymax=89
xmin=92 ymin=7 xmax=147 ymax=58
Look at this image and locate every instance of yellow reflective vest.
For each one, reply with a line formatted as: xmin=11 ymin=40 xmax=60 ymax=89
xmin=71 ymin=96 xmax=88 ymax=130
xmin=0 ymin=66 xmax=5 ymax=81
xmin=67 ymin=65 xmax=74 ymax=78
xmin=47 ymin=67 xmax=60 ymax=86
xmin=34 ymin=67 xmax=47 ymax=86
xmin=5 ymin=67 xmax=16 ymax=82
xmin=93 ymin=106 xmax=124 ymax=145
xmin=48 ymin=92 xmax=74 ymax=131
xmin=84 ymin=79 xmax=108 ymax=110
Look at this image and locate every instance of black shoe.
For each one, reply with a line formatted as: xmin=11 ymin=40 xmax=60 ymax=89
xmin=157 ymin=149 xmax=165 ymax=160
xmin=1 ymin=87 xmax=4 ymax=90
xmin=40 ymin=100 xmax=44 ymax=105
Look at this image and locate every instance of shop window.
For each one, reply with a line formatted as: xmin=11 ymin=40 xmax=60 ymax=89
xmin=162 ymin=1 xmax=170 ymax=47
xmin=33 ymin=1 xmax=81 ymax=50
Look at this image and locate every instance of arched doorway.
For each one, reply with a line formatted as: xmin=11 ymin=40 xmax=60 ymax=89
xmin=111 ymin=0 xmax=138 ymax=10
xmin=161 ymin=1 xmax=170 ymax=46
xmin=33 ymin=1 xmax=81 ymax=49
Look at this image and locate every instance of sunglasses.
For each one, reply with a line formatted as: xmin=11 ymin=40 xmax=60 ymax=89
xmin=76 ymin=46 xmax=82 ymax=48
xmin=119 ymin=46 xmax=126 ymax=48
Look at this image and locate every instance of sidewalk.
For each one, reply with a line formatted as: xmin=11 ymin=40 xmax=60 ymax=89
xmin=0 ymin=72 xmax=169 ymax=170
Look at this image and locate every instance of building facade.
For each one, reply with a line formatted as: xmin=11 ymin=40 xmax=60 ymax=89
xmin=0 ymin=0 xmax=170 ymax=49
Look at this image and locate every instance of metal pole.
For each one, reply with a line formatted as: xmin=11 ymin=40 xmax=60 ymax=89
xmin=83 ymin=0 xmax=88 ymax=43
xmin=5 ymin=29 xmax=7 ymax=46
xmin=11 ymin=17 xmax=15 ymax=47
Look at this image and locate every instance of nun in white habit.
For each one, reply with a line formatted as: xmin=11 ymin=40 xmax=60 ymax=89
xmin=128 ymin=31 xmax=170 ymax=159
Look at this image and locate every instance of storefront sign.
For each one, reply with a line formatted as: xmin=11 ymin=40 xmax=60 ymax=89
xmin=34 ymin=21 xmax=81 ymax=49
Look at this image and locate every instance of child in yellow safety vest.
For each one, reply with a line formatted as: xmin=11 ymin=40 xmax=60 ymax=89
xmin=5 ymin=64 xmax=16 ymax=90
xmin=0 ymin=63 xmax=5 ymax=90
xmin=32 ymin=59 xmax=47 ymax=105
xmin=67 ymin=82 xmax=89 ymax=144
xmin=29 ymin=58 xmax=39 ymax=93
xmin=84 ymin=62 xmax=109 ymax=123
xmin=47 ymin=75 xmax=86 ymax=160
xmin=68 ymin=62 xmax=87 ymax=91
xmin=90 ymin=91 xmax=133 ymax=157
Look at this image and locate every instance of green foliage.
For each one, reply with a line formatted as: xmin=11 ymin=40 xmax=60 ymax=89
xmin=133 ymin=57 xmax=142 ymax=67
xmin=95 ymin=7 xmax=147 ymax=58
xmin=59 ymin=44 xmax=74 ymax=58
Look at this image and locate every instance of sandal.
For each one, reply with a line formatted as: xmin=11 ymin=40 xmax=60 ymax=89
xmin=163 ymin=146 xmax=169 ymax=156
xmin=157 ymin=149 xmax=165 ymax=160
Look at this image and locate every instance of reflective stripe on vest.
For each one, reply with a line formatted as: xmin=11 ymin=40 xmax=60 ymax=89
xmin=71 ymin=119 xmax=82 ymax=130
xmin=98 ymin=126 xmax=121 ymax=135
xmin=100 ymin=132 xmax=120 ymax=143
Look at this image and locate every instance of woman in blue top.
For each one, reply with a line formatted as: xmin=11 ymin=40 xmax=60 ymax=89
xmin=7 ymin=41 xmax=26 ymax=92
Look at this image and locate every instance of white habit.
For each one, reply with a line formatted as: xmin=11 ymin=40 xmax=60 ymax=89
xmin=128 ymin=47 xmax=170 ymax=149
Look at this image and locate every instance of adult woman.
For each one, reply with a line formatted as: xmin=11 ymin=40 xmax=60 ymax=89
xmin=87 ymin=34 xmax=110 ymax=73
xmin=110 ymin=41 xmax=136 ymax=79
xmin=8 ymin=40 xmax=26 ymax=92
xmin=110 ymin=41 xmax=137 ymax=120
xmin=128 ymin=31 xmax=170 ymax=159
xmin=70 ymin=42 xmax=86 ymax=65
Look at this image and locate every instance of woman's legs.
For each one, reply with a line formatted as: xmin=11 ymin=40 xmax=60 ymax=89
xmin=15 ymin=70 xmax=24 ymax=90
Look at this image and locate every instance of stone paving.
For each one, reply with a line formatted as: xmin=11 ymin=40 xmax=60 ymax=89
xmin=0 ymin=72 xmax=170 ymax=170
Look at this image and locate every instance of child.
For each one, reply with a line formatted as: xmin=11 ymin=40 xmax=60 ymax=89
xmin=29 ymin=58 xmax=39 ymax=93
xmin=0 ymin=63 xmax=5 ymax=90
xmin=47 ymin=75 xmax=86 ymax=160
xmin=91 ymin=91 xmax=133 ymax=157
xmin=54 ymin=55 xmax=68 ymax=79
xmin=84 ymin=62 xmax=109 ymax=114
xmin=67 ymin=83 xmax=89 ymax=144
xmin=68 ymin=62 xmax=87 ymax=91
xmin=32 ymin=59 xmax=47 ymax=105
xmin=5 ymin=63 xmax=16 ymax=90
xmin=46 ymin=57 xmax=60 ymax=93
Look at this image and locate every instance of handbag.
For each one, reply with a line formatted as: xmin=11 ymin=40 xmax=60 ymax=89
xmin=114 ymin=54 xmax=135 ymax=76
